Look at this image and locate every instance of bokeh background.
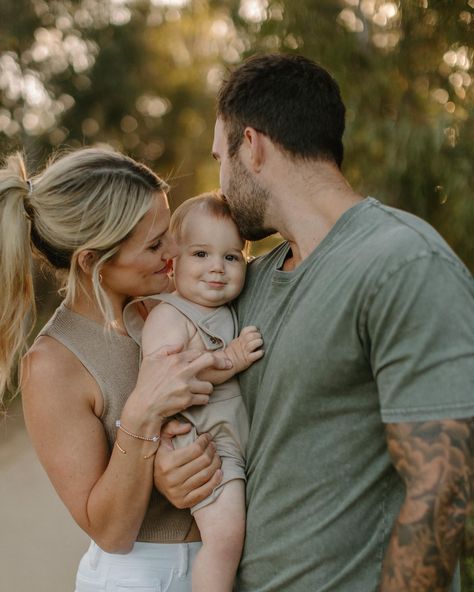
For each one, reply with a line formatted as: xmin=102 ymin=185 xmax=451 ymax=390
xmin=0 ymin=0 xmax=473 ymax=589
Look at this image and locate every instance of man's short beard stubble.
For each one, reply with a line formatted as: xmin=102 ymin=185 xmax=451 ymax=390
xmin=225 ymin=155 xmax=276 ymax=241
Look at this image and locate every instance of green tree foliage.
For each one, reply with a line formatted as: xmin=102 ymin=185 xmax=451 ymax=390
xmin=1 ymin=1 xmax=473 ymax=266
xmin=0 ymin=0 xmax=241 ymax=203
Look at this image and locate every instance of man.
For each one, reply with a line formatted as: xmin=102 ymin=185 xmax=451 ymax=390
xmin=156 ymin=54 xmax=474 ymax=591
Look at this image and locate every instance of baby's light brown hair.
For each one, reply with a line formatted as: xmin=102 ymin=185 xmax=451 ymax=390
xmin=170 ymin=191 xmax=250 ymax=257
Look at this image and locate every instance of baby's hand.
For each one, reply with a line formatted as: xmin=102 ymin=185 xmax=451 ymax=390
xmin=225 ymin=326 xmax=264 ymax=373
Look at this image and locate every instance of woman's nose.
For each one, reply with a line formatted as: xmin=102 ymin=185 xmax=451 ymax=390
xmin=162 ymin=235 xmax=179 ymax=259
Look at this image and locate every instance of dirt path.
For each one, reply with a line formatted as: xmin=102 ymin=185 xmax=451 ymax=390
xmin=0 ymin=399 xmax=89 ymax=592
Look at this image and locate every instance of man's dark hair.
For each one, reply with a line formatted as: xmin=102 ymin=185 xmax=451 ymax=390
xmin=217 ymin=53 xmax=346 ymax=167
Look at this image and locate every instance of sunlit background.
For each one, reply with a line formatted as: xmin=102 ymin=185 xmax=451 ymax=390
xmin=1 ymin=0 xmax=473 ymax=588
xmin=1 ymin=0 xmax=473 ymax=266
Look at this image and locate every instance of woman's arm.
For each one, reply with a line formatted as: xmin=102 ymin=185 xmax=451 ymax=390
xmin=22 ymin=337 xmax=155 ymax=553
xmin=22 ymin=333 xmax=227 ymax=553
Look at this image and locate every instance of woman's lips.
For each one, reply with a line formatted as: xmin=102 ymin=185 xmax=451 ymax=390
xmin=156 ymin=260 xmax=173 ymax=274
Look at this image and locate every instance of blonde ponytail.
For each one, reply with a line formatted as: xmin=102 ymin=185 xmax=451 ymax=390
xmin=0 ymin=153 xmax=35 ymax=406
xmin=0 ymin=146 xmax=169 ymax=407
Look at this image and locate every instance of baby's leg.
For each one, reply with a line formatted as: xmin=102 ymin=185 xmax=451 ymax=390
xmin=192 ymin=479 xmax=245 ymax=592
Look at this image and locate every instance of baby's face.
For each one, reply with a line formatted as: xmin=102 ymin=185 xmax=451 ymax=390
xmin=173 ymin=211 xmax=247 ymax=308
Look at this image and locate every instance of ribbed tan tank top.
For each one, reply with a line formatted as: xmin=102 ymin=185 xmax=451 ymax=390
xmin=38 ymin=302 xmax=194 ymax=542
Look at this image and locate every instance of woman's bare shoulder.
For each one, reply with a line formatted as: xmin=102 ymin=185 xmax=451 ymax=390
xmin=22 ymin=335 xmax=101 ymax=414
xmin=23 ymin=335 xmax=83 ymax=382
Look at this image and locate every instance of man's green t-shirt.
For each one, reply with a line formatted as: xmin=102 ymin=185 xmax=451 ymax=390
xmin=236 ymin=198 xmax=474 ymax=592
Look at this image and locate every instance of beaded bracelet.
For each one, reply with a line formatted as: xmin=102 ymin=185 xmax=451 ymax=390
xmin=115 ymin=420 xmax=160 ymax=443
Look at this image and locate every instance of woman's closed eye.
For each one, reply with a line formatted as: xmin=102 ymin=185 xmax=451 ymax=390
xmin=148 ymin=240 xmax=162 ymax=251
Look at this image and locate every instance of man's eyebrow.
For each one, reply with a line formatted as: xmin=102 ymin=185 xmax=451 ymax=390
xmin=212 ymin=151 xmax=219 ymax=161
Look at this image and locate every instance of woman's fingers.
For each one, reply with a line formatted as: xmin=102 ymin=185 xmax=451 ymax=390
xmin=148 ymin=343 xmax=185 ymax=357
xmin=154 ymin=434 xmax=222 ymax=508
xmin=186 ymin=351 xmax=232 ymax=375
xmin=182 ymin=450 xmax=222 ymax=490
xmin=161 ymin=419 xmax=192 ymax=439
xmin=182 ymin=464 xmax=223 ymax=508
xmin=170 ymin=380 xmax=211 ymax=411
xmin=168 ymin=433 xmax=216 ymax=470
xmin=137 ymin=349 xmax=233 ymax=419
xmin=188 ymin=378 xmax=213 ymax=395
xmin=145 ymin=344 xmax=204 ymax=364
xmin=186 ymin=394 xmax=210 ymax=408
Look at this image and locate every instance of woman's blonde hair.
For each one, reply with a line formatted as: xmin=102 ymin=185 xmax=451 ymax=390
xmin=170 ymin=191 xmax=250 ymax=257
xmin=0 ymin=147 xmax=168 ymax=405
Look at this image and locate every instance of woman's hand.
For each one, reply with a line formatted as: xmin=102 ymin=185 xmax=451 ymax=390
xmin=125 ymin=344 xmax=232 ymax=428
xmin=154 ymin=420 xmax=223 ymax=509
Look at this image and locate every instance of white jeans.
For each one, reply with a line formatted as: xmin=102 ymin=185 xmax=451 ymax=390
xmin=75 ymin=540 xmax=202 ymax=592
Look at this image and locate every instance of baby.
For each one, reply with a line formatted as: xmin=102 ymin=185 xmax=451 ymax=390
xmin=142 ymin=193 xmax=263 ymax=591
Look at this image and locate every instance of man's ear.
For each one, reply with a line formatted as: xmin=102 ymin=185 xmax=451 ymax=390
xmin=77 ymin=250 xmax=98 ymax=276
xmin=243 ymin=127 xmax=265 ymax=173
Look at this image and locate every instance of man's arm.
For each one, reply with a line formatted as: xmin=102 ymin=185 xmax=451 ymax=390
xmin=381 ymin=418 xmax=474 ymax=591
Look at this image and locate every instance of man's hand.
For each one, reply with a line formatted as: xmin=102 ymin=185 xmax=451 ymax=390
xmin=154 ymin=420 xmax=222 ymax=509
xmin=380 ymin=418 xmax=473 ymax=591
xmin=224 ymin=326 xmax=264 ymax=374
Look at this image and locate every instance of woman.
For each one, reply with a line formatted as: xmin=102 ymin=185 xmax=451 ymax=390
xmin=0 ymin=147 xmax=224 ymax=591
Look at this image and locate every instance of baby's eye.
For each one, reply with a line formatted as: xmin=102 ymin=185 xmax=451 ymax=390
xmin=149 ymin=240 xmax=162 ymax=251
xmin=225 ymin=254 xmax=241 ymax=262
xmin=193 ymin=251 xmax=207 ymax=258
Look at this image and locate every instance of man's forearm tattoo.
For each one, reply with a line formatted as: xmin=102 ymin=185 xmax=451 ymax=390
xmin=381 ymin=419 xmax=474 ymax=592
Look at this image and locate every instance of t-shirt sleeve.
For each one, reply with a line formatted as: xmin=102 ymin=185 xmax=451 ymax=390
xmin=363 ymin=253 xmax=474 ymax=422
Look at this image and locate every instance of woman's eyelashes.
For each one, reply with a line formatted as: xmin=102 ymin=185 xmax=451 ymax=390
xmin=148 ymin=240 xmax=162 ymax=252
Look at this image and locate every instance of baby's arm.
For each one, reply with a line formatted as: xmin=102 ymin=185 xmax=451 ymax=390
xmin=200 ymin=326 xmax=263 ymax=385
xmin=142 ymin=302 xmax=193 ymax=357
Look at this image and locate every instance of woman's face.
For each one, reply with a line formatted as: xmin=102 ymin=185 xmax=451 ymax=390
xmin=100 ymin=191 xmax=178 ymax=303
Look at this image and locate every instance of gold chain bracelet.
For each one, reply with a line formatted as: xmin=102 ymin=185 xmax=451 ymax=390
xmin=115 ymin=420 xmax=160 ymax=443
xmin=114 ymin=440 xmax=158 ymax=459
